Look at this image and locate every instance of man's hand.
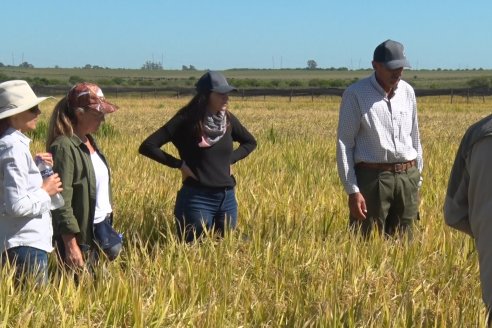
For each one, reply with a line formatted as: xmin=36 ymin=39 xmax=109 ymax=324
xmin=349 ymin=192 xmax=367 ymax=220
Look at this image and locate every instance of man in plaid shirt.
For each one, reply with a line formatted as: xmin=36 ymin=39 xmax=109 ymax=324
xmin=337 ymin=40 xmax=423 ymax=238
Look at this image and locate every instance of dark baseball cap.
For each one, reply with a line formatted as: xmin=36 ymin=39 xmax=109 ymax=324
xmin=195 ymin=71 xmax=237 ymax=94
xmin=373 ymin=40 xmax=411 ymax=69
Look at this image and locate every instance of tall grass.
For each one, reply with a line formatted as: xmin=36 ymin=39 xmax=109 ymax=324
xmin=2 ymin=95 xmax=491 ymax=327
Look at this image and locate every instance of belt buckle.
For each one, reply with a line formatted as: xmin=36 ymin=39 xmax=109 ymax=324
xmin=394 ymin=163 xmax=403 ymax=173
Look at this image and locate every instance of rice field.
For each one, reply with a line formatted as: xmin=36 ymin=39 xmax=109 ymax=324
xmin=1 ymin=94 xmax=491 ymax=327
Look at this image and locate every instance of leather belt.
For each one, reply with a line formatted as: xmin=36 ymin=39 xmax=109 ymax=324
xmin=356 ymin=160 xmax=416 ymax=173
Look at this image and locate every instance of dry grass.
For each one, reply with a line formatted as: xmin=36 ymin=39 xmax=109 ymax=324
xmin=2 ymin=95 xmax=491 ymax=327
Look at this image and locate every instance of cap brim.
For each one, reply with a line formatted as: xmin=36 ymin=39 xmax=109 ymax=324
xmin=0 ymin=96 xmax=51 ymax=120
xmin=87 ymin=100 xmax=118 ymax=114
xmin=211 ymin=85 xmax=237 ymax=94
xmin=384 ymin=59 xmax=411 ymax=70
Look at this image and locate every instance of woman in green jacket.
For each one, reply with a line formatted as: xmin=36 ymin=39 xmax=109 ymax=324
xmin=47 ymin=82 xmax=122 ymax=270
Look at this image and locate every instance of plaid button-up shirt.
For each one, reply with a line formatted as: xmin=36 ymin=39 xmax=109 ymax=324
xmin=336 ymin=73 xmax=423 ymax=194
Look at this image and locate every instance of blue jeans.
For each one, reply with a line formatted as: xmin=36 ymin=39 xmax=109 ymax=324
xmin=174 ymin=185 xmax=238 ymax=242
xmin=1 ymin=246 xmax=49 ymax=286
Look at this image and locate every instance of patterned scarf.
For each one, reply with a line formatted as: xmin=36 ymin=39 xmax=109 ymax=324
xmin=198 ymin=110 xmax=227 ymax=147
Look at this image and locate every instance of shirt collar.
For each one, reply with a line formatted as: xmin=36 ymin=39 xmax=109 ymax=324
xmin=370 ymin=72 xmax=399 ymax=99
xmin=69 ymin=133 xmax=98 ymax=152
xmin=69 ymin=133 xmax=85 ymax=146
xmin=5 ymin=127 xmax=31 ymax=146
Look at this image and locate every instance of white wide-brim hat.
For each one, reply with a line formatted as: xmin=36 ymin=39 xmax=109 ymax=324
xmin=0 ymin=80 xmax=50 ymax=120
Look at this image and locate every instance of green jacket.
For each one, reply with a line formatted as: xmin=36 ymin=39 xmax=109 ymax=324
xmin=50 ymin=134 xmax=112 ymax=248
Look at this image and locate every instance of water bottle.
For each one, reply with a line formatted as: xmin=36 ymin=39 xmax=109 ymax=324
xmin=35 ymin=156 xmax=65 ymax=210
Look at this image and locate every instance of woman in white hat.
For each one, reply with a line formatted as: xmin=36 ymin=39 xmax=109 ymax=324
xmin=0 ymin=80 xmax=63 ymax=285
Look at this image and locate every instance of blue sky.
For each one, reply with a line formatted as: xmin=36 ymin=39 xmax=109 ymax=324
xmin=2 ymin=0 xmax=492 ymax=70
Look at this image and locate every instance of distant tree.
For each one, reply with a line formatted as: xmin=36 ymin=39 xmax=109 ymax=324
xmin=269 ymin=79 xmax=282 ymax=88
xmin=0 ymin=62 xmax=4 ymax=67
xmin=19 ymin=61 xmax=34 ymax=68
xmin=288 ymin=79 xmax=303 ymax=87
xmin=308 ymin=79 xmax=322 ymax=87
xmin=68 ymin=75 xmax=84 ymax=85
xmin=306 ymin=60 xmax=318 ymax=70
xmin=182 ymin=65 xmax=197 ymax=71
xmin=96 ymin=79 xmax=113 ymax=86
xmin=111 ymin=77 xmax=125 ymax=85
xmin=467 ymin=77 xmax=491 ymax=89
xmin=84 ymin=64 xmax=92 ymax=69
xmin=327 ymin=79 xmax=345 ymax=87
xmin=142 ymin=60 xmax=163 ymax=70
xmin=309 ymin=79 xmax=333 ymax=87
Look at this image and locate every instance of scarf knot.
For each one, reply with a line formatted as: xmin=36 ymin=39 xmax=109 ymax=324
xmin=198 ymin=110 xmax=227 ymax=147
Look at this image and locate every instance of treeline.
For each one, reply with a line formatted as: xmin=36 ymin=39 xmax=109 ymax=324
xmin=228 ymin=78 xmax=358 ymax=88
xmin=0 ymin=72 xmax=358 ymax=89
xmin=2 ymin=70 xmax=492 ymax=90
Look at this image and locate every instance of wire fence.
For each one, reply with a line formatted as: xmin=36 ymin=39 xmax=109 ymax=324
xmin=32 ymin=85 xmax=492 ymax=103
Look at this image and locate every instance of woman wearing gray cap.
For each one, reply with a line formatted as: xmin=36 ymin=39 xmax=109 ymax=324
xmin=139 ymin=71 xmax=257 ymax=243
xmin=0 ymin=80 xmax=63 ymax=285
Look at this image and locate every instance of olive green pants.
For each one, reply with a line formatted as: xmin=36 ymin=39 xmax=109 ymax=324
xmin=350 ymin=166 xmax=420 ymax=238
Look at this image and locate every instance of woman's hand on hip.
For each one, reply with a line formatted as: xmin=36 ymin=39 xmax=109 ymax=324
xmin=180 ymin=161 xmax=198 ymax=181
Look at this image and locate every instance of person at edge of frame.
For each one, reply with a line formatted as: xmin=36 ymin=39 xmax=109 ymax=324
xmin=0 ymin=80 xmax=63 ymax=286
xmin=444 ymin=113 xmax=492 ymax=327
xmin=336 ymin=39 xmax=423 ymax=238
xmin=139 ymin=71 xmax=257 ymax=243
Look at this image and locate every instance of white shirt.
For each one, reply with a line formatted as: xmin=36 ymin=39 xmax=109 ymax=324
xmin=0 ymin=128 xmax=53 ymax=253
xmin=337 ymin=73 xmax=423 ymax=194
xmin=91 ymin=152 xmax=112 ymax=224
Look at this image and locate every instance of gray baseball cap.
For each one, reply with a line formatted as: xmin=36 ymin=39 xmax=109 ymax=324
xmin=373 ymin=40 xmax=411 ymax=69
xmin=195 ymin=71 xmax=237 ymax=94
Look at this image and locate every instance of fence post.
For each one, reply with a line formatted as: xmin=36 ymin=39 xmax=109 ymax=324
xmin=450 ymin=89 xmax=454 ymax=104
xmin=289 ymin=89 xmax=293 ymax=102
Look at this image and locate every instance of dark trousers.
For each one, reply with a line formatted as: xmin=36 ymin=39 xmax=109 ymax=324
xmin=350 ymin=166 xmax=420 ymax=238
